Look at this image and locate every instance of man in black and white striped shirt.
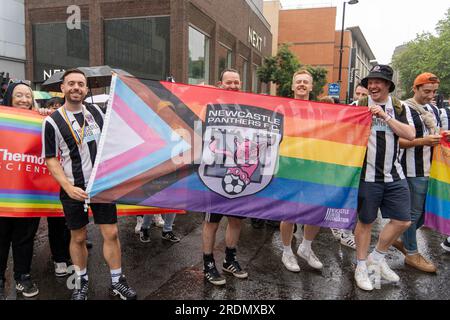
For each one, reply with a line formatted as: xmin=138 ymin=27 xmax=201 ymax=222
xmin=42 ymin=69 xmax=136 ymax=300
xmin=440 ymin=106 xmax=450 ymax=131
xmin=395 ymin=73 xmax=442 ymax=273
xmin=354 ymin=65 xmax=416 ymax=291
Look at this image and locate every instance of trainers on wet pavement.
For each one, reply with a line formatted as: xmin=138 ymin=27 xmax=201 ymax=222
xmin=15 ymin=274 xmax=39 ymax=298
xmin=297 ymin=246 xmax=323 ymax=269
xmin=282 ymin=252 xmax=300 ymax=272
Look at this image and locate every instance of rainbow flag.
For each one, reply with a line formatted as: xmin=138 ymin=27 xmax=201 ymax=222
xmin=425 ymin=138 xmax=450 ymax=235
xmin=87 ymin=75 xmax=372 ymax=229
xmin=0 ymin=106 xmax=183 ymax=217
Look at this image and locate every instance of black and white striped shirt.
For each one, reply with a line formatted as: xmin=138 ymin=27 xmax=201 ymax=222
xmin=441 ymin=107 xmax=450 ymax=131
xmin=359 ymin=97 xmax=415 ymax=183
xmin=400 ymin=103 xmax=441 ymax=178
xmin=42 ymin=104 xmax=105 ymax=187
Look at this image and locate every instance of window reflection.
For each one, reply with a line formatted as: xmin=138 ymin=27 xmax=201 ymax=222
xmin=188 ymin=26 xmax=210 ymax=85
xmin=104 ymin=16 xmax=170 ymax=80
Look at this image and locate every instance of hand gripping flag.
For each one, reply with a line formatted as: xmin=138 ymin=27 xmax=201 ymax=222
xmin=86 ymin=75 xmax=372 ymax=229
xmin=425 ymin=136 xmax=450 ymax=235
xmin=0 ymin=106 xmax=182 ymax=217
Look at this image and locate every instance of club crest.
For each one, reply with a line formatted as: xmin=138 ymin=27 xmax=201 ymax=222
xmin=198 ymin=104 xmax=284 ymax=199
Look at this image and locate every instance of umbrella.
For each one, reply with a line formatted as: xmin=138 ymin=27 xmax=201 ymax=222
xmin=49 ymin=91 xmax=65 ymax=98
xmin=41 ymin=66 xmax=131 ymax=92
xmin=33 ymin=91 xmax=52 ymax=100
xmin=84 ymin=94 xmax=110 ymax=104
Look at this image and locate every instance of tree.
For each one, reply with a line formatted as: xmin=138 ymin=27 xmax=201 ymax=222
xmin=258 ymin=44 xmax=328 ymax=98
xmin=393 ymin=8 xmax=450 ymax=100
xmin=257 ymin=44 xmax=300 ymax=98
xmin=306 ymin=66 xmax=328 ymax=100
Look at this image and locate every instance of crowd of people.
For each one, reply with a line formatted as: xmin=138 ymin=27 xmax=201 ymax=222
xmin=0 ymin=64 xmax=449 ymax=300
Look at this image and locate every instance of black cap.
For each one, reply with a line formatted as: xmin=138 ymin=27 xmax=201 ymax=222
xmin=361 ymin=64 xmax=396 ymax=93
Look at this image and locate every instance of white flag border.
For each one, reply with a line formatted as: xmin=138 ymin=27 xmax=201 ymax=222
xmin=85 ymin=73 xmax=118 ymax=197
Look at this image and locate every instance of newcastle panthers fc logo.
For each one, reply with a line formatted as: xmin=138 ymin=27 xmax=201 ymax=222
xmin=198 ymin=104 xmax=284 ymax=199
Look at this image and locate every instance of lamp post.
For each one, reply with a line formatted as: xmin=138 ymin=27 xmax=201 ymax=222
xmin=337 ymin=0 xmax=359 ymax=100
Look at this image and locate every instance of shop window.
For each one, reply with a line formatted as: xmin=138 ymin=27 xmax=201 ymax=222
xmin=104 ymin=16 xmax=170 ymax=80
xmin=188 ymin=26 xmax=210 ymax=85
xmin=236 ymin=55 xmax=249 ymax=92
xmin=252 ymin=64 xmax=260 ymax=93
xmin=218 ymin=43 xmax=232 ymax=81
xmin=33 ymin=22 xmax=89 ymax=82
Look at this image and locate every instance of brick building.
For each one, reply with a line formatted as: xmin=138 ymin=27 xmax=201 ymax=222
xmin=25 ymin=0 xmax=272 ymax=92
xmin=267 ymin=4 xmax=375 ymax=102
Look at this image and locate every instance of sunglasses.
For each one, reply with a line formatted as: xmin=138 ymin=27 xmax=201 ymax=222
xmin=427 ymin=76 xmax=440 ymax=83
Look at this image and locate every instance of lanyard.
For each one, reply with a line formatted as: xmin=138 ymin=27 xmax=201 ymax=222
xmin=62 ymin=106 xmax=86 ymax=146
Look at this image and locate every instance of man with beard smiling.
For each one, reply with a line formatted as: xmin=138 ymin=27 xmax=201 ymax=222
xmin=42 ymin=69 xmax=137 ymax=300
xmin=354 ymin=65 xmax=416 ymax=291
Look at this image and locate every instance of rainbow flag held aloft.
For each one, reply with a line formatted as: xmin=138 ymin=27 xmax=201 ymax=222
xmin=87 ymin=75 xmax=372 ymax=229
xmin=425 ymin=137 xmax=450 ymax=235
xmin=0 ymin=106 xmax=183 ymax=218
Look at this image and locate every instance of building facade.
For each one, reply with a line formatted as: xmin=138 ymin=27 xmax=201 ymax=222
xmin=263 ymin=0 xmax=281 ymax=95
xmin=1 ymin=0 xmax=26 ymax=80
xmin=272 ymin=6 xmax=375 ymax=102
xmin=25 ymin=0 xmax=272 ymax=93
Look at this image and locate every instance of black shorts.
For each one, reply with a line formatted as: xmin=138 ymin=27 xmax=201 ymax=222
xmin=60 ymin=188 xmax=117 ymax=230
xmin=204 ymin=212 xmax=246 ymax=223
xmin=357 ymin=179 xmax=411 ymax=224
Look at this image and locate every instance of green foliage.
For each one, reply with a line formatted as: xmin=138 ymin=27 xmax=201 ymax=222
xmin=257 ymin=44 xmax=300 ymax=97
xmin=392 ymin=8 xmax=450 ymax=99
xmin=307 ymin=66 xmax=328 ymax=100
xmin=258 ymin=44 xmax=328 ymax=98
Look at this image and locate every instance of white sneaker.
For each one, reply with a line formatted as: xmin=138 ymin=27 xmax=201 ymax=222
xmin=331 ymin=228 xmax=342 ymax=241
xmin=367 ymin=256 xmax=400 ymax=282
xmin=153 ymin=214 xmax=165 ymax=228
xmin=297 ymin=246 xmax=323 ymax=269
xmin=54 ymin=262 xmax=68 ymax=277
xmin=135 ymin=216 xmax=144 ymax=234
xmin=282 ymin=252 xmax=300 ymax=272
xmin=340 ymin=233 xmax=356 ymax=250
xmin=354 ymin=266 xmax=373 ymax=291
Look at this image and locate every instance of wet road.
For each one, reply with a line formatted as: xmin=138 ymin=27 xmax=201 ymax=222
xmin=3 ymin=213 xmax=450 ymax=300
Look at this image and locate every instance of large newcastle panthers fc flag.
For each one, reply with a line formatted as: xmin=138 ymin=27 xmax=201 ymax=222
xmin=0 ymin=106 xmax=182 ymax=217
xmin=425 ymin=137 xmax=450 ymax=235
xmin=86 ymin=74 xmax=372 ymax=229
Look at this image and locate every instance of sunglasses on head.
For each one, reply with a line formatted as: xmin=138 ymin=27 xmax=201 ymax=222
xmin=9 ymin=80 xmax=32 ymax=86
xmin=428 ymin=76 xmax=440 ymax=83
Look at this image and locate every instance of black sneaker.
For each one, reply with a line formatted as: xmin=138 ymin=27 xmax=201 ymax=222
xmin=110 ymin=275 xmax=137 ymax=300
xmin=15 ymin=274 xmax=39 ymax=298
xmin=162 ymin=231 xmax=180 ymax=243
xmin=86 ymin=239 xmax=93 ymax=249
xmin=223 ymin=259 xmax=248 ymax=279
xmin=71 ymin=277 xmax=89 ymax=300
xmin=0 ymin=278 xmax=5 ymax=300
xmin=442 ymin=238 xmax=450 ymax=252
xmin=204 ymin=261 xmax=226 ymax=286
xmin=140 ymin=228 xmax=151 ymax=243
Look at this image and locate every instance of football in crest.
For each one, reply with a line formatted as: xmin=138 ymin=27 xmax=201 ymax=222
xmin=222 ymin=173 xmax=246 ymax=195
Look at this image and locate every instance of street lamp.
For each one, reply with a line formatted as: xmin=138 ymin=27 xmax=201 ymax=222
xmin=337 ymin=0 xmax=359 ymax=89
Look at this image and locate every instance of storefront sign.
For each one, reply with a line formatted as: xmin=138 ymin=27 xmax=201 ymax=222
xmin=248 ymin=27 xmax=263 ymax=52
xmin=43 ymin=69 xmax=65 ymax=81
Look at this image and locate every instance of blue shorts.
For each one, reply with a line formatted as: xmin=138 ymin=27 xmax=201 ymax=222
xmin=357 ymin=180 xmax=411 ymax=224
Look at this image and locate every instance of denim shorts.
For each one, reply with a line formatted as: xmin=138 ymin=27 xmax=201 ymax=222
xmin=357 ymin=179 xmax=411 ymax=224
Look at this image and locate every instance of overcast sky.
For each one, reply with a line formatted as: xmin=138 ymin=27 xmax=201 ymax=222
xmin=278 ymin=0 xmax=449 ymax=64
